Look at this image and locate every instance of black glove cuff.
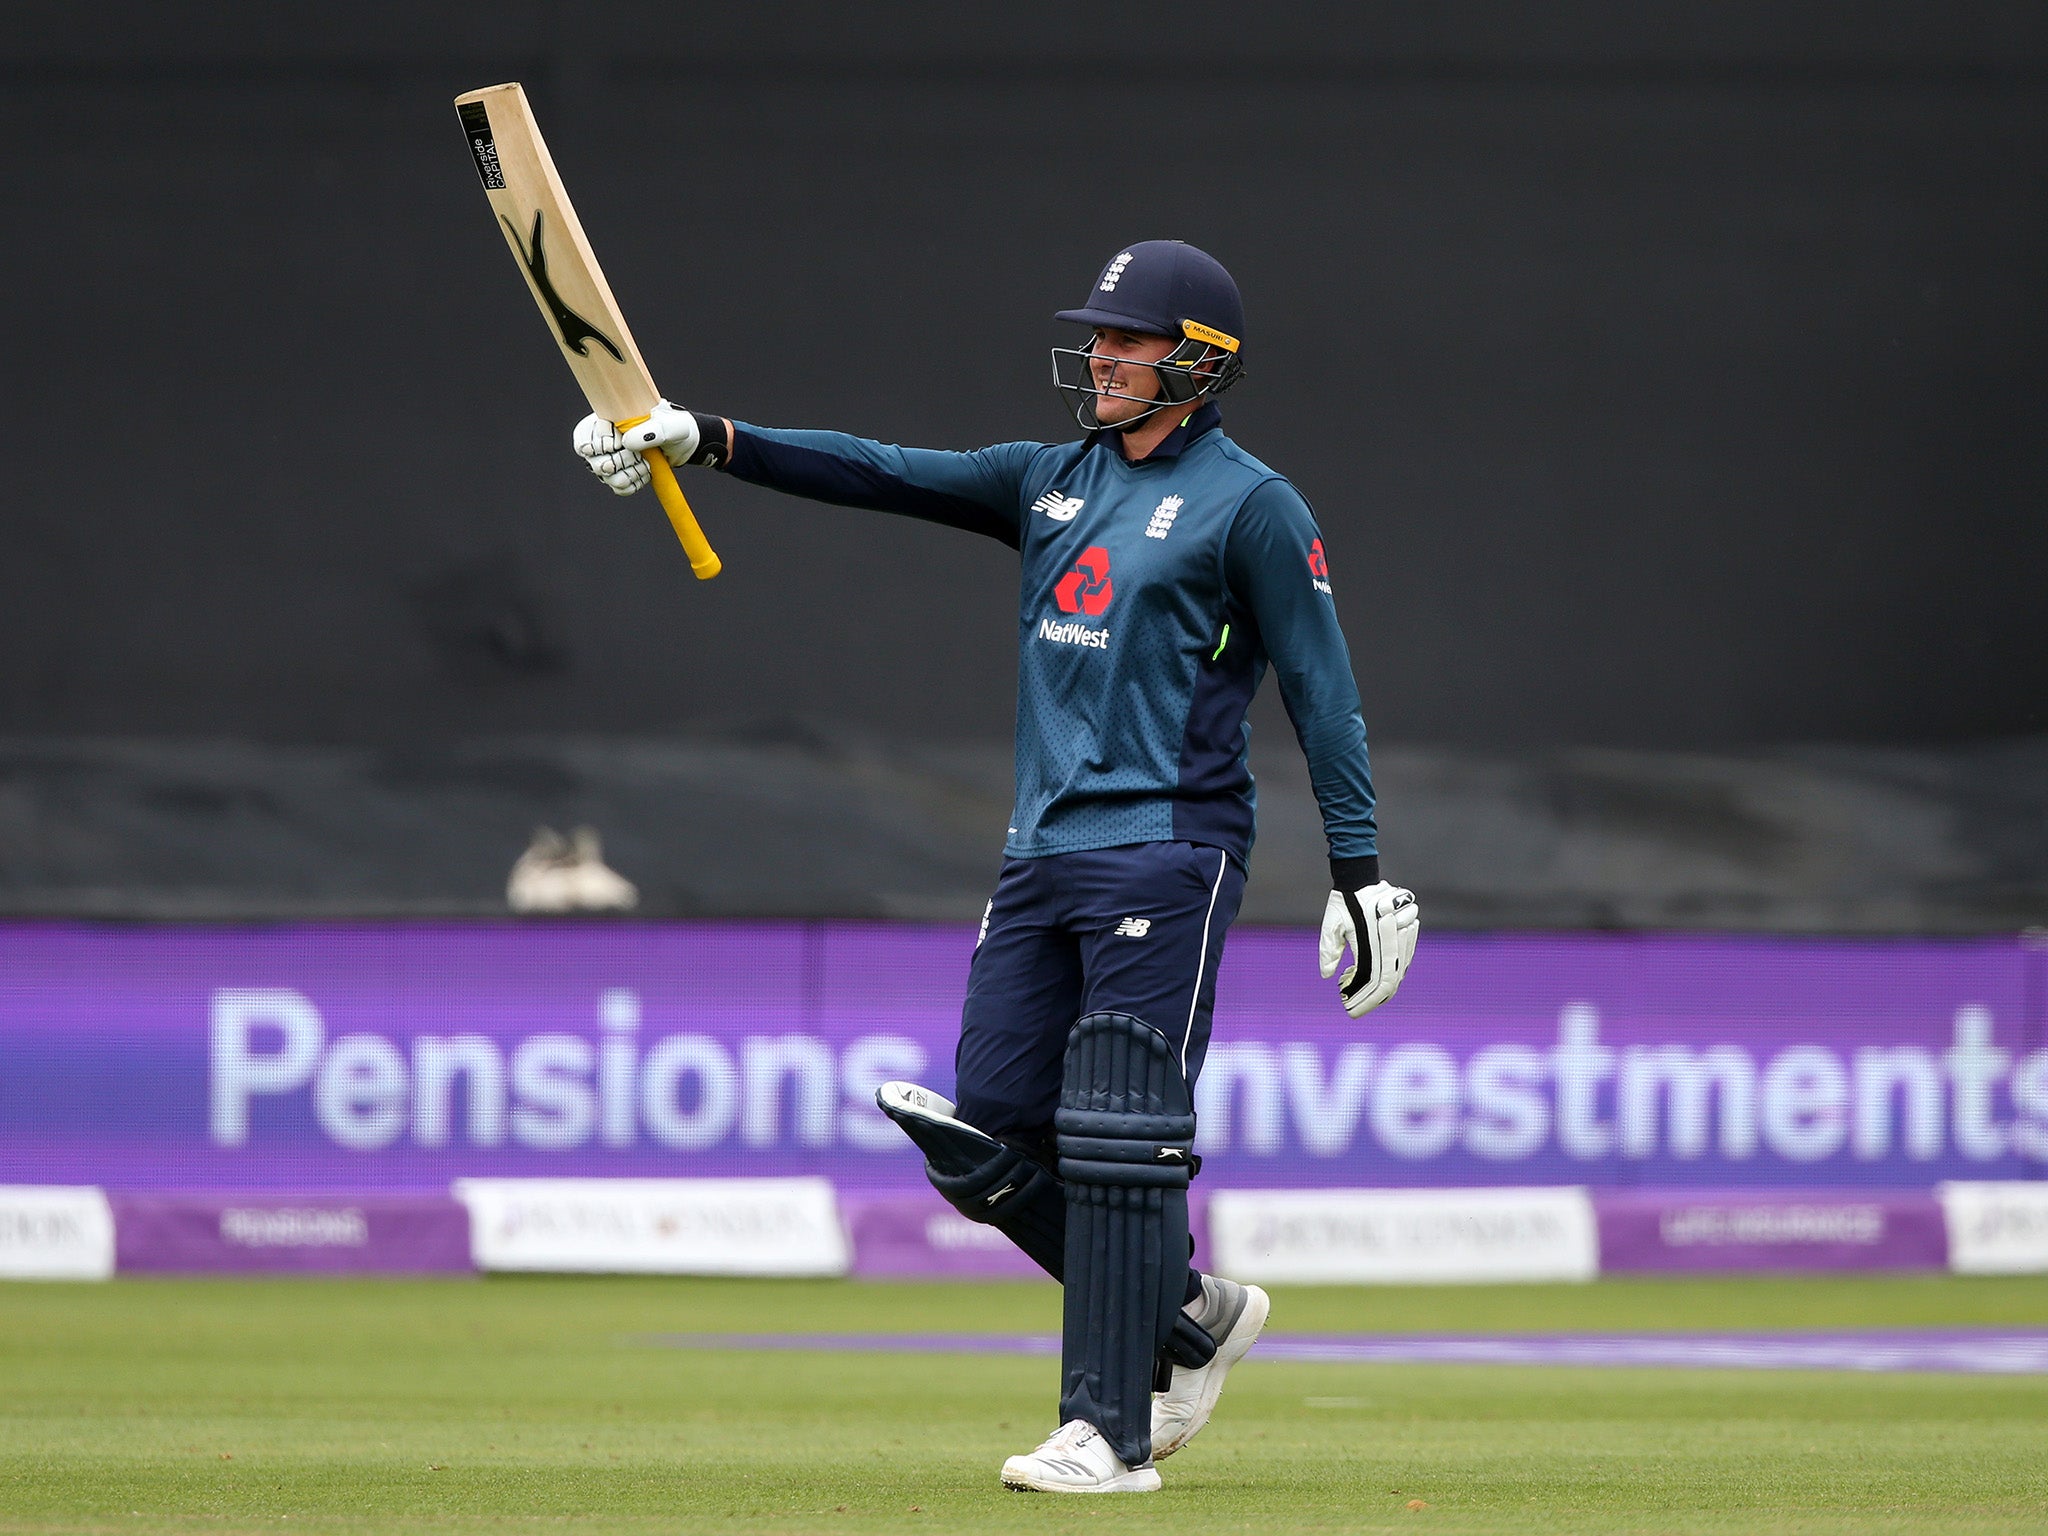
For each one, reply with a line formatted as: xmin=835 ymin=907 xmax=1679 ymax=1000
xmin=684 ymin=412 xmax=732 ymax=469
xmin=1330 ymin=854 xmax=1379 ymax=892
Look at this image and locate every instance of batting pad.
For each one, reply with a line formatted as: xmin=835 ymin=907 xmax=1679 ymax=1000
xmin=876 ymin=1082 xmax=1066 ymax=1277
xmin=1055 ymin=1011 xmax=1197 ymax=1469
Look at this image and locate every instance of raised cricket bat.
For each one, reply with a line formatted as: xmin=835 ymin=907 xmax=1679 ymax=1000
xmin=454 ymin=82 xmax=721 ymax=579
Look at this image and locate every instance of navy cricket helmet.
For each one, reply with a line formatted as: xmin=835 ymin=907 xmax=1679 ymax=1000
xmin=1051 ymin=240 xmax=1247 ymax=432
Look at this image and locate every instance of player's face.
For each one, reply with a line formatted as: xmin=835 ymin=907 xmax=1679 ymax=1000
xmin=1088 ymin=328 xmax=1177 ymax=426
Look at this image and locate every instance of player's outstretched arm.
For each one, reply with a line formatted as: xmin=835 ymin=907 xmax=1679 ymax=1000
xmin=571 ymin=403 xmax=1039 ymax=547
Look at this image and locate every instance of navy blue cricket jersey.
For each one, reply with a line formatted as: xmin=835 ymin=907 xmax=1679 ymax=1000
xmin=724 ymin=402 xmax=1377 ymax=871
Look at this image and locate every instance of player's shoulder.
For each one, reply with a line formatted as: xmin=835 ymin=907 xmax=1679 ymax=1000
xmin=1196 ymin=430 xmax=1294 ymax=489
xmin=1036 ymin=436 xmax=1091 ymax=468
xmin=972 ymin=437 xmax=1077 ymax=465
xmin=1002 ymin=437 xmax=1090 ymax=491
xmin=1205 ymin=433 xmax=1312 ymax=516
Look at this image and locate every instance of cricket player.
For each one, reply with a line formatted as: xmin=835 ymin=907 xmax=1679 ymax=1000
xmin=573 ymin=241 xmax=1419 ymax=1493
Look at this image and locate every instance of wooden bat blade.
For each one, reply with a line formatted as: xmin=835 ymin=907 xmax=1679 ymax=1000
xmin=455 ymin=83 xmax=655 ymax=424
xmin=455 ymin=82 xmax=721 ymax=579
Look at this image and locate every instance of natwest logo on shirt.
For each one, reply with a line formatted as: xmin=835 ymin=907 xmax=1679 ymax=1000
xmin=1308 ymin=538 xmax=1333 ymax=595
xmin=1054 ymin=546 xmax=1115 ymax=616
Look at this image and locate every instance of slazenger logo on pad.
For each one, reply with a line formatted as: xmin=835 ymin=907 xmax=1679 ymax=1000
xmin=1033 ymin=491 xmax=1085 ymax=522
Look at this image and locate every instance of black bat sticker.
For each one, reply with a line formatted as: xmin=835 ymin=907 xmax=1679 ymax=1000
xmin=501 ymin=209 xmax=625 ymax=363
xmin=458 ymin=102 xmax=506 ymax=189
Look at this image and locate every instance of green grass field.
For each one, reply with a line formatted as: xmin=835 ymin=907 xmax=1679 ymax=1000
xmin=4 ymin=1274 xmax=2047 ymax=1535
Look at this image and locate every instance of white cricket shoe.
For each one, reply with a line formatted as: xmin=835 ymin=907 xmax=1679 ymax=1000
xmin=1000 ymin=1419 xmax=1161 ymax=1494
xmin=1152 ymin=1274 xmax=1270 ymax=1458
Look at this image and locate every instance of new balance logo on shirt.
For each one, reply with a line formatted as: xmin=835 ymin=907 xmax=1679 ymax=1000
xmin=1033 ymin=491 xmax=1085 ymax=522
xmin=1113 ymin=917 xmax=1152 ymax=937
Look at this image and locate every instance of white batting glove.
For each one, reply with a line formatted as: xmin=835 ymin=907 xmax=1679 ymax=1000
xmin=1319 ymin=881 xmax=1420 ymax=1017
xmin=573 ymin=412 xmax=649 ymax=495
xmin=619 ymin=400 xmax=704 ymax=465
xmin=571 ymin=402 xmax=704 ymax=496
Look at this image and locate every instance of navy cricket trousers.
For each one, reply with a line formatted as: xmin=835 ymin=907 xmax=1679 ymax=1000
xmin=952 ymin=841 xmax=1248 ymax=1139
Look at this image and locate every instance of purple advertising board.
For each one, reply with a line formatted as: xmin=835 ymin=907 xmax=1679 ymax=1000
xmin=1592 ymin=1188 xmax=1949 ymax=1273
xmin=0 ymin=923 xmax=2042 ymax=1192
xmin=111 ymin=1192 xmax=472 ymax=1274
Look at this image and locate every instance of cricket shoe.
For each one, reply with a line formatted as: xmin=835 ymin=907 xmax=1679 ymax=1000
xmin=1151 ymin=1274 xmax=1270 ymax=1458
xmin=1000 ymin=1419 xmax=1161 ymax=1494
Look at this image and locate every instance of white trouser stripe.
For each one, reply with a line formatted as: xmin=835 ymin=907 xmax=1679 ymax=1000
xmin=1181 ymin=849 xmax=1228 ymax=1073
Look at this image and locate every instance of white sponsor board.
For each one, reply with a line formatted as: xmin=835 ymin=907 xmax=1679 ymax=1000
xmin=0 ymin=1186 xmax=115 ymax=1280
xmin=453 ymin=1177 xmax=849 ymax=1276
xmin=1208 ymin=1186 xmax=1599 ymax=1284
xmin=1939 ymin=1181 xmax=2048 ymax=1274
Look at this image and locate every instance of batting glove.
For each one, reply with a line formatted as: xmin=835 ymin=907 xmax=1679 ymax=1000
xmin=1319 ymin=881 xmax=1420 ymax=1017
xmin=572 ymin=403 xmax=724 ymax=496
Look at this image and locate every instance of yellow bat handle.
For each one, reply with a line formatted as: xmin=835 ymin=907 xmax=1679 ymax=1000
xmin=641 ymin=450 xmax=722 ymax=580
